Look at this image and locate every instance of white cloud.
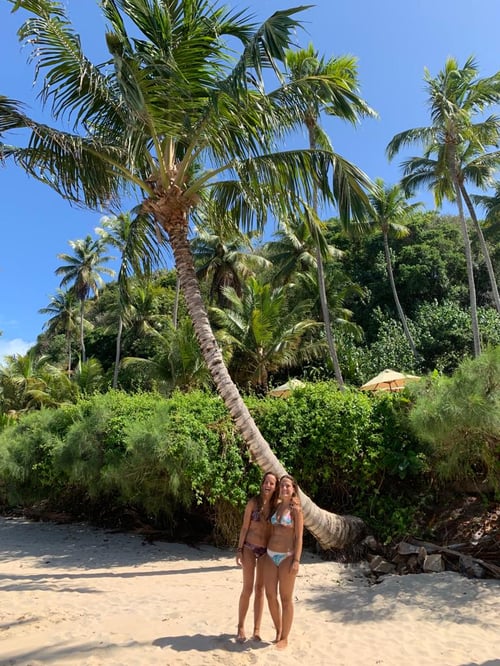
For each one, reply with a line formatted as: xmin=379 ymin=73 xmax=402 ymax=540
xmin=0 ymin=338 xmax=35 ymax=366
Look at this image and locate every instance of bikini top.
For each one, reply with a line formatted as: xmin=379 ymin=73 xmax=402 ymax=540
xmin=270 ymin=508 xmax=293 ymax=527
xmin=250 ymin=508 xmax=262 ymax=522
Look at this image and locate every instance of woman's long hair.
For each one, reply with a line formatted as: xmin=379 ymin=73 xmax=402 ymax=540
xmin=255 ymin=471 xmax=279 ymax=516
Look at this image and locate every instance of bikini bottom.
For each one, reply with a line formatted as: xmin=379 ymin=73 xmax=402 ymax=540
xmin=244 ymin=541 xmax=267 ymax=559
xmin=267 ymin=548 xmax=292 ymax=567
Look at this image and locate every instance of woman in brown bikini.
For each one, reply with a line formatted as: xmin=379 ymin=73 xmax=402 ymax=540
xmin=235 ymin=471 xmax=279 ymax=643
xmin=264 ymin=474 xmax=303 ymax=649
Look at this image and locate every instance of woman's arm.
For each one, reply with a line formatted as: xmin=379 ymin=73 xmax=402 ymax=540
xmin=291 ymin=505 xmax=304 ymax=572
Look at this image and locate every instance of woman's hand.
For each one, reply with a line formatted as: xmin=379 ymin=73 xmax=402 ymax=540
xmin=236 ymin=549 xmax=243 ymax=566
xmin=291 ymin=559 xmax=300 ymax=573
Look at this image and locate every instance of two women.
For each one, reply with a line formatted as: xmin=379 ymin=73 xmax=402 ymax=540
xmin=235 ymin=471 xmax=279 ymax=642
xmin=236 ymin=472 xmax=303 ymax=649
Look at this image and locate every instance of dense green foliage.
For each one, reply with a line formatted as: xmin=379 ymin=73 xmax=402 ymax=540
xmin=409 ymin=346 xmax=500 ymax=490
xmin=0 ymin=383 xmax=433 ymax=542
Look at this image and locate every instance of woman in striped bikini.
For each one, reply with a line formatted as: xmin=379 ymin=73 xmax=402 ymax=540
xmin=264 ymin=474 xmax=303 ymax=649
xmin=235 ymin=471 xmax=279 ymax=643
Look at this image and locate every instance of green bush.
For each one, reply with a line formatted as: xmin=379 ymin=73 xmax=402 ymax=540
xmin=409 ymin=346 xmax=500 ymax=491
xmin=0 ymin=409 xmax=68 ymax=503
xmin=250 ymin=382 xmax=429 ymax=539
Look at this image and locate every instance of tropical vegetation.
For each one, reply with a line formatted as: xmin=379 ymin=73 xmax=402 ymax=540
xmin=0 ymin=2 xmax=498 ymax=550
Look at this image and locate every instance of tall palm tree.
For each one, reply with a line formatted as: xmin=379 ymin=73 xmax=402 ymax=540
xmin=56 ymin=235 xmax=115 ymax=363
xmin=6 ymin=0 xmax=373 ymax=548
xmin=96 ymin=212 xmax=167 ymax=387
xmin=284 ymin=44 xmax=376 ymax=387
xmin=367 ymin=178 xmax=421 ymax=360
xmin=387 ymin=56 xmax=500 ymax=356
xmin=39 ymin=288 xmax=79 ymax=375
xmin=398 ymin=141 xmax=500 ymax=315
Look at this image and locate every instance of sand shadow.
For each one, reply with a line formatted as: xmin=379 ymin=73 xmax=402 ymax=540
xmin=153 ymin=632 xmax=272 ymax=653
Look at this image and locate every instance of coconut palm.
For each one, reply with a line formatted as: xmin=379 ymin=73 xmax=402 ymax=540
xmin=191 ymin=212 xmax=270 ymax=308
xmin=264 ymin=214 xmax=342 ymax=287
xmin=39 ymin=288 xmax=80 ymax=375
xmin=387 ymin=56 xmax=500 ymax=356
xmin=367 ymin=178 xmax=422 ymax=360
xmin=211 ymin=276 xmax=322 ymax=392
xmin=0 ymin=350 xmax=51 ymax=412
xmin=284 ymin=44 xmax=376 ymax=387
xmin=6 ymin=0 xmax=374 ymax=547
xmin=122 ymin=316 xmax=212 ymax=393
xmin=398 ymin=143 xmax=500 ymax=315
xmin=56 ymin=235 xmax=115 ymax=363
xmin=293 ymin=262 xmax=364 ymax=342
xmin=96 ymin=212 xmax=167 ymax=387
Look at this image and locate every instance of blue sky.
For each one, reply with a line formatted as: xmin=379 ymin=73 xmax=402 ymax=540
xmin=1 ymin=0 xmax=500 ymax=361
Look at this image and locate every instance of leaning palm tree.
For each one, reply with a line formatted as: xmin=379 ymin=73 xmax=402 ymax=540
xmin=284 ymin=44 xmax=376 ymax=387
xmin=387 ymin=56 xmax=500 ymax=356
xmin=367 ymin=178 xmax=421 ymax=360
xmin=6 ymin=0 xmax=374 ymax=548
xmin=56 ymin=235 xmax=115 ymax=363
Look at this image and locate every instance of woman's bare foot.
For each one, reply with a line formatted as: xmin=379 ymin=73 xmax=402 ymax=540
xmin=236 ymin=626 xmax=246 ymax=643
xmin=272 ymin=630 xmax=281 ymax=644
xmin=275 ymin=638 xmax=288 ymax=650
xmin=251 ymin=629 xmax=262 ymax=641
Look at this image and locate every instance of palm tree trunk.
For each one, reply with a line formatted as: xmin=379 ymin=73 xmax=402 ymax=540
xmin=66 ymin=332 xmax=72 ymax=377
xmin=79 ymin=299 xmax=86 ymax=363
xmin=450 ymin=167 xmax=481 ymax=356
xmin=308 ymin=126 xmax=344 ymax=389
xmin=112 ymin=315 xmax=123 ymax=389
xmin=460 ymin=184 xmax=500 ymax=314
xmin=314 ymin=238 xmax=345 ymax=387
xmin=383 ymin=233 xmax=420 ymax=360
xmin=167 ymin=218 xmax=365 ymax=550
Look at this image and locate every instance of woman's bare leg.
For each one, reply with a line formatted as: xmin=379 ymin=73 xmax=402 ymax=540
xmin=264 ymin=555 xmax=281 ymax=641
xmin=237 ymin=549 xmax=256 ymax=642
xmin=275 ymin=557 xmax=297 ymax=649
xmin=252 ymin=557 xmax=265 ymax=640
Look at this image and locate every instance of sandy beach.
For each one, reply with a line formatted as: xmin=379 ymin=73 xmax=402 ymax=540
xmin=0 ymin=516 xmax=499 ymax=666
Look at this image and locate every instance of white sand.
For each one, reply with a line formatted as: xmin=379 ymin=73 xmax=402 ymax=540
xmin=0 ymin=516 xmax=499 ymax=666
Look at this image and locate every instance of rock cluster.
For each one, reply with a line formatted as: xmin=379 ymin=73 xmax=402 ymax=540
xmin=363 ymin=534 xmax=500 ymax=580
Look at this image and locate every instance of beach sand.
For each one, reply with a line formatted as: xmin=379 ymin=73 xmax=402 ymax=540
xmin=0 ymin=516 xmax=499 ymax=666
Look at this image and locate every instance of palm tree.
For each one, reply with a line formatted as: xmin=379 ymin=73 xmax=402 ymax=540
xmin=284 ymin=44 xmax=376 ymax=387
xmin=398 ymin=141 xmax=500 ymax=315
xmin=122 ymin=316 xmax=212 ymax=394
xmin=191 ymin=211 xmax=270 ymax=308
xmin=39 ymin=288 xmax=79 ymax=375
xmin=211 ymin=276 xmax=322 ymax=392
xmin=367 ymin=178 xmax=421 ymax=360
xmin=56 ymin=235 xmax=115 ymax=363
xmin=96 ymin=212 xmax=167 ymax=387
xmin=0 ymin=350 xmax=50 ymax=412
xmin=387 ymin=57 xmax=500 ymax=356
xmin=6 ymin=0 xmax=373 ymax=548
xmin=264 ymin=215 xmax=342 ymax=287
